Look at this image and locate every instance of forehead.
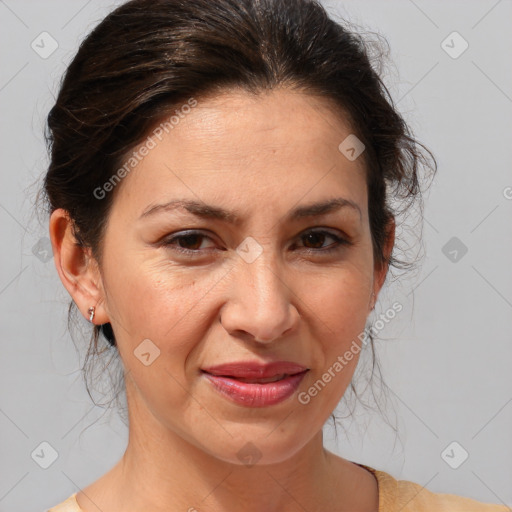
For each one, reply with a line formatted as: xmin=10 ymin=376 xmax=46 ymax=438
xmin=168 ymin=88 xmax=357 ymax=158
xmin=111 ymin=88 xmax=368 ymax=221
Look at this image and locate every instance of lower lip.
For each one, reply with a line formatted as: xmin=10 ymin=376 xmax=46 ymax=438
xmin=202 ymin=371 xmax=308 ymax=407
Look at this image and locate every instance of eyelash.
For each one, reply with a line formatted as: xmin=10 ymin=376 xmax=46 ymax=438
xmin=160 ymin=229 xmax=351 ymax=257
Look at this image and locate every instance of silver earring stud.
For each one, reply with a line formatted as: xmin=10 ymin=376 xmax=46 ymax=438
xmin=88 ymin=306 xmax=95 ymax=323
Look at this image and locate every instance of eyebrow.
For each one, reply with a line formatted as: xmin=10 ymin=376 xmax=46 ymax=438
xmin=139 ymin=197 xmax=362 ymax=224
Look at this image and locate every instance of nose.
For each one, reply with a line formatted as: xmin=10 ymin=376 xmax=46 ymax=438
xmin=220 ymin=252 xmax=300 ymax=344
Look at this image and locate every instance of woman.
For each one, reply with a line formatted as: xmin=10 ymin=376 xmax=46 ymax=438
xmin=42 ymin=0 xmax=507 ymax=510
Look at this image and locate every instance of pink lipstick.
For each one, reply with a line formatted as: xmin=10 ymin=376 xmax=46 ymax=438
xmin=201 ymin=361 xmax=309 ymax=407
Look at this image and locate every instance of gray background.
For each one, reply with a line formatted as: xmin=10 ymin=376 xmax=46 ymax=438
xmin=0 ymin=0 xmax=511 ymax=510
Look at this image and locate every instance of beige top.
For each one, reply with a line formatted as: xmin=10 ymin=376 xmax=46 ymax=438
xmin=46 ymin=464 xmax=510 ymax=511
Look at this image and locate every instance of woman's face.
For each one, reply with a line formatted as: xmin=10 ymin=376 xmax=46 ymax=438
xmin=86 ymin=88 xmax=391 ymax=465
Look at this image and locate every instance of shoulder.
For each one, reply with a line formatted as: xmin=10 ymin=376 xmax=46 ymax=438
xmin=45 ymin=492 xmax=81 ymax=512
xmin=357 ymin=464 xmax=509 ymax=512
xmin=393 ymin=477 xmax=509 ymax=511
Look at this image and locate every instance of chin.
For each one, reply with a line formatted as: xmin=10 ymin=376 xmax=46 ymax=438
xmin=203 ymin=428 xmax=312 ymax=468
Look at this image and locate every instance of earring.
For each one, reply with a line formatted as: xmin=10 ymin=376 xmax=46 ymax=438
xmin=88 ymin=306 xmax=95 ymax=323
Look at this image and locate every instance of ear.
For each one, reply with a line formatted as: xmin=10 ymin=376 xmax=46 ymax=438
xmin=370 ymin=216 xmax=395 ymax=310
xmin=49 ymin=208 xmax=110 ymax=325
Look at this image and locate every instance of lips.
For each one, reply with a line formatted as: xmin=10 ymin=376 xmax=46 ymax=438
xmin=201 ymin=362 xmax=309 ymax=407
xmin=201 ymin=361 xmax=308 ymax=382
xmin=200 ymin=361 xmax=310 ymax=406
xmin=234 ymin=374 xmax=287 ymax=383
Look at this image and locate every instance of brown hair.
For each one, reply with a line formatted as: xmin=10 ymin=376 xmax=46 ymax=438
xmin=39 ymin=0 xmax=436 ymax=429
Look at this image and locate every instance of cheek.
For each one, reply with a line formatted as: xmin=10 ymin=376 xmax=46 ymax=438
xmin=301 ymin=263 xmax=372 ymax=395
xmin=103 ymin=251 xmax=235 ymax=384
xmin=297 ymin=273 xmax=370 ymax=413
xmin=303 ymin=266 xmax=372 ymax=336
xmin=111 ymin=265 xmax=209 ymax=343
xmin=107 ymin=263 xmax=214 ymax=411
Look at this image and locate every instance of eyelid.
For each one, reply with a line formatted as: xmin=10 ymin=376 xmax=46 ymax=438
xmin=159 ymin=229 xmax=217 ymax=250
xmin=293 ymin=228 xmax=352 ymax=253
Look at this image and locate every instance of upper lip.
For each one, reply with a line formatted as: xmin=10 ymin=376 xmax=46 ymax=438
xmin=201 ymin=361 xmax=309 ymax=379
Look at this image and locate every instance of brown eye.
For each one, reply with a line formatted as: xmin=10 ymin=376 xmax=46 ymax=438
xmin=161 ymin=231 xmax=216 ymax=255
xmin=175 ymin=233 xmax=204 ymax=250
xmin=302 ymin=231 xmax=329 ymax=249
xmin=296 ymin=229 xmax=351 ymax=254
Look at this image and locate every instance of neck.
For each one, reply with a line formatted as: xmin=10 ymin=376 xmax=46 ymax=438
xmin=100 ymin=381 xmax=350 ymax=512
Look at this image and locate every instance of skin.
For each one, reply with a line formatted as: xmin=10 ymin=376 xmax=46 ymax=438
xmin=50 ymin=87 xmax=395 ymax=512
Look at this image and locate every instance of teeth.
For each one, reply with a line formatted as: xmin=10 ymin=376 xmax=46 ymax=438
xmin=230 ymin=374 xmax=287 ymax=384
